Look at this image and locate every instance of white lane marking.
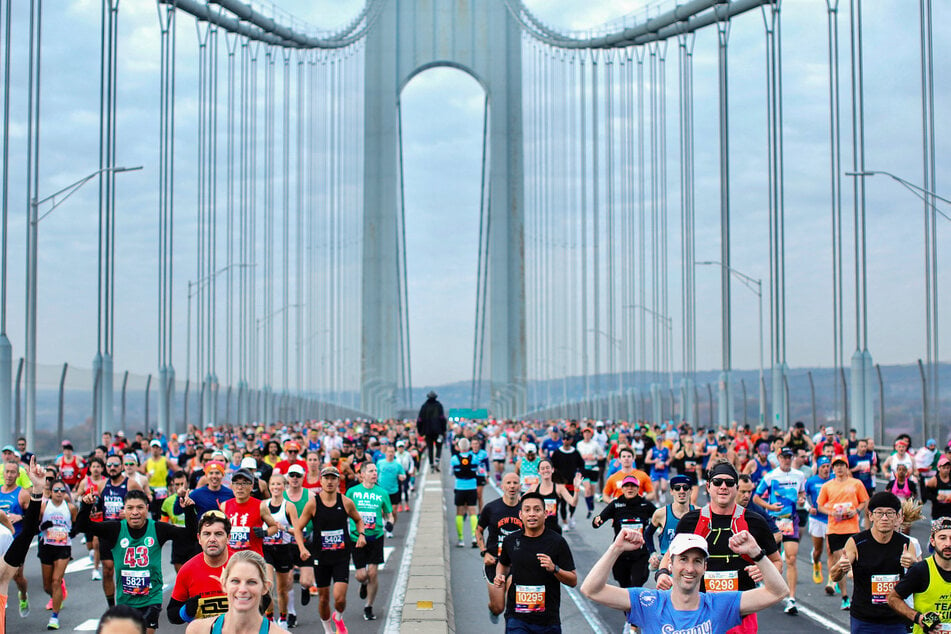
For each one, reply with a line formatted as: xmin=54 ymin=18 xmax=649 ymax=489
xmin=797 ymin=603 xmax=849 ymax=634
xmin=74 ymin=618 xmax=100 ymax=631
xmin=488 ymin=479 xmax=609 ymax=634
xmin=383 ymin=463 xmax=429 ymax=633
xmin=64 ymin=558 xmax=93 ymax=574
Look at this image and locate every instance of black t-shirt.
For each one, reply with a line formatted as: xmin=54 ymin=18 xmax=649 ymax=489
xmin=850 ymin=529 xmax=909 ymax=624
xmin=478 ymin=498 xmax=523 ymax=558
xmin=594 ymin=495 xmax=655 ymax=559
xmin=676 ymin=507 xmax=780 ymax=591
xmin=550 ymin=448 xmax=584 ymax=484
xmin=500 ymin=529 xmax=575 ymax=625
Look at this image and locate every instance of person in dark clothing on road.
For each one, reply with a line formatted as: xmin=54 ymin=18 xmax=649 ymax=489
xmin=417 ymin=391 xmax=447 ymax=472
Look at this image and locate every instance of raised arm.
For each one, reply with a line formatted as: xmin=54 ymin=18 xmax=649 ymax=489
xmin=580 ymin=528 xmax=638 ymax=610
xmin=733 ymin=530 xmax=789 ymax=615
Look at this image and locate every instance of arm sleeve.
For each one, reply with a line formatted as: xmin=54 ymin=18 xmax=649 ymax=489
xmin=643 ymin=521 xmax=657 ymax=553
xmin=893 ymin=560 xmax=929 ymax=599
xmin=155 ymin=505 xmax=197 ymax=545
xmin=166 ymin=597 xmax=187 ymax=625
xmin=74 ymin=503 xmax=121 ymax=542
xmin=2 ymin=494 xmax=40 ymax=567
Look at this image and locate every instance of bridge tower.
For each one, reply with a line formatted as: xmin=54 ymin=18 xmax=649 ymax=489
xmin=361 ymin=0 xmax=525 ymax=418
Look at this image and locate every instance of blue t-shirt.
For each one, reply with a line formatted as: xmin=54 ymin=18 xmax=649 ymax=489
xmin=627 ymin=587 xmax=741 ymax=634
xmin=178 ymin=485 xmax=235 ymax=516
xmin=805 ymin=474 xmax=832 ymax=523
xmin=375 ymin=458 xmax=406 ymax=495
xmin=541 ymin=438 xmax=563 ymax=456
xmin=450 ymin=453 xmax=478 ymax=491
xmin=754 ymin=468 xmax=804 ymax=519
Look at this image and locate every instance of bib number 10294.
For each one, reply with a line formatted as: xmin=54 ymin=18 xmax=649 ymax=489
xmin=123 ymin=546 xmax=150 ymax=568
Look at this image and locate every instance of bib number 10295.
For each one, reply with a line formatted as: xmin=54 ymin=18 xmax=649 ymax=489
xmin=123 ymin=546 xmax=150 ymax=568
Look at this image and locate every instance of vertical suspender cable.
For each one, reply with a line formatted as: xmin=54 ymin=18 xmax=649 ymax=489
xmin=296 ymin=51 xmax=304 ymax=399
xmin=649 ymin=43 xmax=658 ymax=387
xmin=225 ymin=33 xmax=236 ymax=396
xmin=591 ymin=50 xmax=600 ymax=404
xmin=282 ymin=49 xmax=291 ymax=394
xmin=717 ymin=7 xmax=733 ymax=428
xmin=605 ymin=51 xmax=616 ymax=398
xmin=658 ymin=42 xmax=669 ymax=394
xmin=826 ymin=0 xmax=843 ymax=425
xmin=580 ymin=50 xmax=588 ymax=406
xmin=919 ymin=0 xmax=937 ymax=433
xmin=568 ymin=52 xmax=578 ymax=411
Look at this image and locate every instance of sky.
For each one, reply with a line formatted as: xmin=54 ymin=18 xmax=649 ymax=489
xmin=3 ymin=0 xmax=949 ymax=396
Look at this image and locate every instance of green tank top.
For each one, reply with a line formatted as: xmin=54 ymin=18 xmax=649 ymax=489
xmin=112 ymin=519 xmax=163 ymax=607
xmin=285 ymin=489 xmax=310 ymax=534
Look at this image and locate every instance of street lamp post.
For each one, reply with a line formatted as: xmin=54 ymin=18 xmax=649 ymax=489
xmin=696 ymin=260 xmax=766 ymax=427
xmin=24 ymin=165 xmax=141 ymax=448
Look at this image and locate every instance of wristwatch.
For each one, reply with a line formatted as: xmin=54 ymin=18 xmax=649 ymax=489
xmin=480 ymin=549 xmax=488 ymax=557
xmin=552 ymin=564 xmax=560 ymax=574
xmin=750 ymin=549 xmax=766 ymax=562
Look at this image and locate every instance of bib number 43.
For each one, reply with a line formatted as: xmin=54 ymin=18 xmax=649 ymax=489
xmin=123 ymin=546 xmax=150 ymax=568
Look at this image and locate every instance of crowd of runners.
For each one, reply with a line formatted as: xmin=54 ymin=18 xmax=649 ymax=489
xmin=1 ymin=399 xmax=951 ymax=633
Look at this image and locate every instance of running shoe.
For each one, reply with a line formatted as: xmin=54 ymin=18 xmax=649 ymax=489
xmin=18 ymin=593 xmax=29 ymax=618
xmin=47 ymin=615 xmax=59 ymax=630
xmin=91 ymin=567 xmax=102 ymax=580
xmin=277 ymin=619 xmax=287 ymax=630
xmin=824 ymin=582 xmax=835 ymax=596
xmin=331 ymin=611 xmax=348 ymax=634
xmin=363 ymin=606 xmax=376 ymax=621
xmin=812 ymin=562 xmax=822 ymax=584
xmin=359 ymin=583 xmax=368 ymax=600
xmin=840 ymin=596 xmax=850 ymax=611
xmin=489 ymin=609 xmax=499 ymax=625
xmin=61 ymin=580 xmax=67 ymax=604
xmin=286 ymin=613 xmax=297 ymax=629
xmin=783 ymin=598 xmax=798 ymax=615
xmin=457 ymin=540 xmax=464 ymax=548
xmin=45 ymin=599 xmax=52 ymax=611
xmin=568 ymin=517 xmax=576 ymax=530
xmin=586 ymin=510 xmax=592 ymax=519
xmin=471 ymin=540 xmax=478 ymax=549
xmin=301 ymin=585 xmax=311 ymax=606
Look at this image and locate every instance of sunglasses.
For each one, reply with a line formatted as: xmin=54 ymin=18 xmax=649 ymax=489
xmin=123 ymin=462 xmax=136 ymax=466
xmin=52 ymin=487 xmax=68 ymax=493
xmin=709 ymin=478 xmax=736 ymax=488
xmin=287 ymin=473 xmax=303 ymax=478
xmin=671 ymin=484 xmax=691 ymax=492
xmin=201 ymin=509 xmax=227 ymax=521
xmin=106 ymin=463 xmax=121 ymax=468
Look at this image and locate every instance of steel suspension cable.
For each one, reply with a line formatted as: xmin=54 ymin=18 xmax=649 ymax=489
xmin=591 ymin=49 xmax=600 ymax=402
xmin=282 ymin=49 xmax=291 ymax=393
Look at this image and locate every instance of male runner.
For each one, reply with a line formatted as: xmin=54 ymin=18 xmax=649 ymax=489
xmin=294 ymin=466 xmax=365 ymax=634
xmin=97 ymin=455 xmax=147 ymax=608
xmin=166 ymin=510 xmax=233 ymax=624
xmin=647 ymin=474 xmax=695 ymax=566
xmin=145 ymin=440 xmax=174 ymax=520
xmin=817 ymin=454 xmax=870 ymax=610
xmin=283 ymin=464 xmax=316 ymax=615
xmin=888 ymin=516 xmax=951 ymax=632
xmin=832 ymin=492 xmax=914 ymax=633
xmin=0 ymin=461 xmax=30 ymax=616
xmin=219 ymin=468 xmax=278 ymax=555
xmin=487 ymin=427 xmax=510 ymax=484
xmin=345 ymin=462 xmax=394 ymax=621
xmin=582 ymin=529 xmax=789 ymax=633
xmin=550 ymin=435 xmax=584 ymax=530
xmin=476 ymin=472 xmax=523 ymax=623
xmin=752 ymin=446 xmax=805 ymax=615
xmin=76 ymin=488 xmax=197 ymax=634
xmin=804 ymin=456 xmax=833 ymax=587
xmin=645 ymin=441 xmax=672 ymax=504
xmin=494 ymin=491 xmax=577 ymax=633
xmin=577 ymin=427 xmax=606 ymax=517
xmin=178 ymin=460 xmax=234 ymax=516
xmin=451 ymin=438 xmax=479 ymax=547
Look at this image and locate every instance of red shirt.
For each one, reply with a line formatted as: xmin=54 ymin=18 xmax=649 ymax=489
xmin=273 ymin=458 xmax=307 ymax=475
xmin=814 ymin=439 xmax=844 ymax=458
xmin=57 ymin=455 xmax=83 ymax=487
xmin=171 ymin=552 xmax=230 ymax=619
xmin=302 ymin=474 xmax=322 ymax=490
xmin=222 ymin=497 xmax=265 ymax=555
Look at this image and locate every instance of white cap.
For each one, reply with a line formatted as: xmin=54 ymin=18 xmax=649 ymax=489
xmin=824 ymin=426 xmax=835 ymax=435
xmin=149 ymin=439 xmax=162 ymax=447
xmin=668 ymin=533 xmax=708 ymax=557
xmin=240 ymin=457 xmax=257 ymax=470
xmin=525 ymin=443 xmax=537 ymax=454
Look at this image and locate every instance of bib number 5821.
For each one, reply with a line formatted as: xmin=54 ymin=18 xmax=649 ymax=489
xmin=123 ymin=546 xmax=150 ymax=568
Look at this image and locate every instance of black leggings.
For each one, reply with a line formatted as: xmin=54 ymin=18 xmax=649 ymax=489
xmin=426 ymin=434 xmax=443 ymax=466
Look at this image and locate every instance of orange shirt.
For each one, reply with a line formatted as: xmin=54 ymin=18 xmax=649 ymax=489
xmin=816 ymin=476 xmax=869 ymax=534
xmin=602 ymin=469 xmax=654 ymax=501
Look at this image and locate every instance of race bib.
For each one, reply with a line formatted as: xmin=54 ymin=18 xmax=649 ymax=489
xmin=776 ymin=517 xmax=795 ymax=536
xmin=152 ymin=487 xmax=169 ymax=500
xmin=104 ymin=496 xmax=123 ymax=520
xmin=938 ymin=491 xmax=951 ymax=504
xmin=544 ymin=500 xmax=557 ymax=517
xmin=360 ymin=512 xmax=377 ymax=531
xmin=229 ymin=526 xmax=250 ymax=550
xmin=514 ymin=585 xmax=546 ymax=613
xmin=704 ymin=570 xmax=738 ymax=592
xmin=45 ymin=526 xmax=69 ymax=546
xmin=263 ymin=530 xmax=286 ymax=546
xmin=521 ymin=476 xmax=539 ymax=492
xmin=121 ymin=570 xmax=150 ymax=596
xmin=685 ymin=460 xmax=697 ymax=471
xmin=833 ymin=502 xmax=853 ymax=520
xmin=871 ymin=574 xmax=898 ymax=604
xmin=620 ymin=519 xmax=643 ymax=535
xmin=321 ymin=529 xmax=346 ymax=551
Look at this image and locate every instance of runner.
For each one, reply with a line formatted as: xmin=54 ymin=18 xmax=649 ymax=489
xmin=817 ymin=453 xmax=870 ymax=610
xmin=476 ymin=472 xmax=523 ymax=623
xmin=576 ymin=427 xmax=606 ymax=517
xmin=394 ymin=440 xmax=416 ymax=512
xmin=293 ymin=466 xmax=365 ymax=634
xmin=76 ymin=488 xmax=198 ymax=634
xmin=493 ymin=491 xmax=578 ymax=633
xmin=219 ymin=468 xmax=279 ymax=556
xmin=0 ymin=460 xmax=30 ymax=617
xmin=37 ymin=479 xmax=76 ymax=629
xmin=926 ymin=454 xmax=951 ymax=520
xmin=375 ymin=444 xmax=406 ymax=534
xmin=592 ymin=474 xmax=656 ymax=590
xmin=602 ymin=447 xmax=654 ymax=503
xmin=178 ymin=461 xmax=234 ymax=516
xmin=673 ymin=435 xmax=702 ymax=505
xmin=470 ymin=437 xmax=489 ymax=513
xmin=487 ymin=427 xmax=510 ymax=485
xmin=145 ymin=441 xmax=175 ymax=521
xmin=451 ymin=438 xmax=480 ymax=548
xmin=831 ymin=492 xmax=915 ymax=633
xmin=0 ymin=459 xmax=45 ymax=634
xmin=849 ymin=439 xmax=877 ymax=496
xmin=282 ymin=464 xmax=315 ymax=619
xmin=516 ymin=444 xmax=542 ymax=495
xmin=581 ymin=529 xmax=789 ymax=633
xmin=656 ymin=462 xmax=782 ymax=634
xmin=262 ymin=473 xmax=299 ymax=629
xmin=78 ymin=456 xmax=107 ymax=578
xmin=804 ymin=456 xmax=833 ymax=588
xmin=166 ymin=510 xmax=233 ymax=624
xmin=646 ymin=441 xmax=672 ymax=505
xmin=529 ymin=460 xmax=581 ymax=535
xmin=161 ymin=471 xmax=201 ymax=572
xmin=887 ymin=516 xmax=951 ymax=632
xmin=54 ymin=441 xmax=83 ymax=491
xmin=647 ymin=474 xmax=695 ymax=566
xmin=345 ymin=462 xmax=393 ymax=621
xmin=183 ymin=551 xmax=290 ymax=634
xmin=752 ymin=446 xmax=806 ymax=615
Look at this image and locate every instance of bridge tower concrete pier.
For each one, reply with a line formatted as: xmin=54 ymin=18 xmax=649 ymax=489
xmin=361 ymin=0 xmax=525 ymax=418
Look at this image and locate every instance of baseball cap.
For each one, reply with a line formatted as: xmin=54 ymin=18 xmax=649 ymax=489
xmin=670 ymin=475 xmax=692 ymax=488
xmin=831 ymin=454 xmax=849 ymax=466
xmin=149 ymin=439 xmax=162 ymax=448
xmin=824 ymin=426 xmax=835 ymax=435
xmin=928 ymin=438 xmax=937 ymax=448
xmin=780 ymin=447 xmax=794 ymax=457
xmin=240 ymin=457 xmax=258 ymax=470
xmin=816 ymin=456 xmax=831 ymax=467
xmin=320 ymin=466 xmax=341 ymax=478
xmin=939 ymin=454 xmax=951 ymax=467
xmin=204 ymin=461 xmax=226 ymax=474
xmin=231 ymin=468 xmax=255 ymax=483
xmin=287 ymin=464 xmax=305 ymax=476
xmin=668 ymin=533 xmax=708 ymax=557
xmin=620 ymin=475 xmax=640 ymax=487
xmin=525 ymin=443 xmax=537 ymax=454
xmin=794 ymin=421 xmax=805 ymax=429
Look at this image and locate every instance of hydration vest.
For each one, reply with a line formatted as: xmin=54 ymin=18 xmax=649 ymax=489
xmin=693 ymin=504 xmax=754 ymax=564
xmin=453 ymin=453 xmax=477 ymax=480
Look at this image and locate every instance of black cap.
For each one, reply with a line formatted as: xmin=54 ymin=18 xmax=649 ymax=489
xmin=794 ymin=421 xmax=805 ymax=429
xmin=867 ymin=491 xmax=901 ymax=512
xmin=707 ymin=462 xmax=738 ymax=481
xmin=780 ymin=447 xmax=794 ymax=457
xmin=232 ymin=468 xmax=255 ymax=483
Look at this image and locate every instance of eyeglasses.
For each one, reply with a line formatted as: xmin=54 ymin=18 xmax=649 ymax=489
xmin=709 ymin=478 xmax=736 ymax=488
xmin=871 ymin=509 xmax=898 ymax=518
xmin=52 ymin=487 xmax=68 ymax=493
xmin=232 ymin=480 xmax=252 ymax=486
xmin=671 ymin=484 xmax=691 ymax=492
